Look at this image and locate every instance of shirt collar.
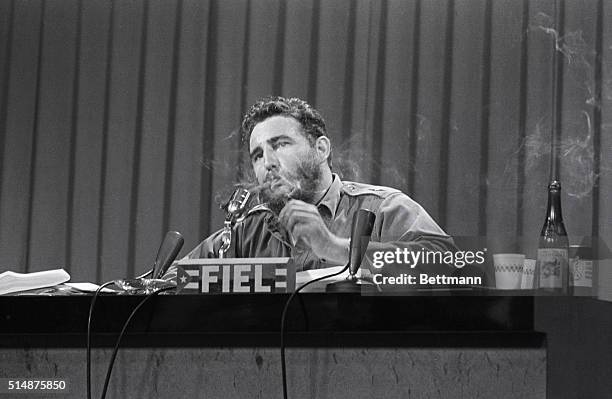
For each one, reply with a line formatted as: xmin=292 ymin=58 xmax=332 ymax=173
xmin=316 ymin=173 xmax=342 ymax=219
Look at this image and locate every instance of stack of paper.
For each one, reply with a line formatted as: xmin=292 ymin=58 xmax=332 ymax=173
xmin=0 ymin=269 xmax=70 ymax=295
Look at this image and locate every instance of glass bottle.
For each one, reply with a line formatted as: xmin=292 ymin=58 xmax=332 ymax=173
xmin=536 ymin=180 xmax=569 ymax=294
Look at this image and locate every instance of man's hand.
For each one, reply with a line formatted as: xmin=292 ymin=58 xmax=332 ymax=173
xmin=278 ymin=199 xmax=349 ymax=265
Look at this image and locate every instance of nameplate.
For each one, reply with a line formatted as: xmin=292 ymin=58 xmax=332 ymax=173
xmin=174 ymin=258 xmax=294 ymax=294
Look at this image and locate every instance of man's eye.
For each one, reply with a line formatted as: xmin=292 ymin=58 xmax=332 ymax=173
xmin=251 ymin=153 xmax=262 ymax=162
xmin=274 ymin=141 xmax=289 ymax=149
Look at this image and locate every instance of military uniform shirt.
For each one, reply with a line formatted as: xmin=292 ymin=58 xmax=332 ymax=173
xmin=183 ymin=175 xmax=456 ymax=273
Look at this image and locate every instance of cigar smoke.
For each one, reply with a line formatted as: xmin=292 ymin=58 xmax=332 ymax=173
xmin=498 ymin=12 xmax=612 ymax=200
xmin=532 ymin=12 xmax=601 ymax=107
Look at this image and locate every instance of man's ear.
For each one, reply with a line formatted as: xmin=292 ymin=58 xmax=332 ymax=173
xmin=314 ymin=136 xmax=331 ymax=163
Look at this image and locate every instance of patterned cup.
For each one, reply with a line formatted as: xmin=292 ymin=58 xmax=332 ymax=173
xmin=493 ymin=253 xmax=525 ymax=289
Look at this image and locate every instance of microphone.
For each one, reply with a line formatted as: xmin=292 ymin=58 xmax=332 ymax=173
xmin=348 ymin=209 xmax=376 ymax=277
xmin=326 ymin=209 xmax=376 ymax=293
xmin=152 ymin=231 xmax=185 ymax=279
xmin=224 ymin=188 xmax=252 ymax=223
xmin=219 ymin=188 xmax=252 ymax=258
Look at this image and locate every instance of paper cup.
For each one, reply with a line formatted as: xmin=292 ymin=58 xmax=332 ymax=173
xmin=493 ymin=253 xmax=525 ymax=289
xmin=521 ymin=259 xmax=536 ymax=289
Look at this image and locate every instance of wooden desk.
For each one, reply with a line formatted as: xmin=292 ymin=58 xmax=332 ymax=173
xmin=0 ymin=294 xmax=545 ymax=398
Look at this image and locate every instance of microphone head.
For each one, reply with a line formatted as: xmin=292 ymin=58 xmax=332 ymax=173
xmin=152 ymin=231 xmax=185 ymax=279
xmin=349 ymin=209 xmax=376 ymax=276
xmin=222 ymin=188 xmax=252 ymax=224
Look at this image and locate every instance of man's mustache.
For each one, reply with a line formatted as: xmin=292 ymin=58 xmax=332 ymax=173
xmin=256 ymin=171 xmax=302 ymax=200
xmin=239 ymin=173 xmax=292 ymax=193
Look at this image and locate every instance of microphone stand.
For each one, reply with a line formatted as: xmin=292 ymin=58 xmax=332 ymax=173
xmin=113 ymin=231 xmax=184 ymax=294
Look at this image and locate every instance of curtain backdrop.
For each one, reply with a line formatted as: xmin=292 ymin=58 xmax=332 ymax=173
xmin=0 ymin=0 xmax=610 ymax=281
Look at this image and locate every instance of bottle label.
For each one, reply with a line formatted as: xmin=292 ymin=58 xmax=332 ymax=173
xmin=537 ymin=248 xmax=568 ymax=289
xmin=570 ymin=258 xmax=593 ymax=288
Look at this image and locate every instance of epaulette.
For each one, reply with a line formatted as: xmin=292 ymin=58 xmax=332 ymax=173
xmin=246 ymin=203 xmax=272 ymax=216
xmin=341 ymin=181 xmax=402 ymax=199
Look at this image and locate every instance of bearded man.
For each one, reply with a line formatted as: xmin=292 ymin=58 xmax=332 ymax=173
xmin=184 ymin=96 xmax=456 ymax=273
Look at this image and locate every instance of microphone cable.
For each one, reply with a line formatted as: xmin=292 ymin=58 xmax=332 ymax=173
xmin=88 ymin=230 xmax=183 ymax=398
xmin=87 ymin=281 xmax=117 ymax=399
xmin=87 ymin=282 xmax=173 ymax=399
xmin=280 ymin=209 xmax=377 ymax=398
xmin=279 ymin=264 xmax=350 ymax=399
xmin=99 ymin=286 xmax=174 ymax=399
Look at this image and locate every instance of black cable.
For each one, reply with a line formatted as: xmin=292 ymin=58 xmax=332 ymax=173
xmin=99 ymin=286 xmax=174 ymax=399
xmin=280 ymin=264 xmax=350 ymax=399
xmin=135 ymin=266 xmax=154 ymax=279
xmin=87 ymin=281 xmax=117 ymax=399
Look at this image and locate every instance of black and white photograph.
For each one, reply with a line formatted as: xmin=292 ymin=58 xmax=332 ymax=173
xmin=0 ymin=0 xmax=611 ymax=398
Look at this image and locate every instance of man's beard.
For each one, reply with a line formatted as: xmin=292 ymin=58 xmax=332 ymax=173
xmin=260 ymin=151 xmax=321 ymax=215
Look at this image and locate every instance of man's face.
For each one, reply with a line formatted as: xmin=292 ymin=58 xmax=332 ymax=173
xmin=249 ymin=116 xmax=321 ymax=211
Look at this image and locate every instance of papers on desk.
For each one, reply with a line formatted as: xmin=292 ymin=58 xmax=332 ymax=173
xmin=296 ymin=266 xmax=349 ymax=292
xmin=0 ymin=269 xmax=70 ymax=295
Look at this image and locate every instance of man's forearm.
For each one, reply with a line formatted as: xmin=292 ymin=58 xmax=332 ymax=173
xmin=316 ymin=236 xmax=350 ymax=266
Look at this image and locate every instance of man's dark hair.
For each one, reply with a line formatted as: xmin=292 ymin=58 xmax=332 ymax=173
xmin=241 ymin=96 xmax=328 ymax=147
